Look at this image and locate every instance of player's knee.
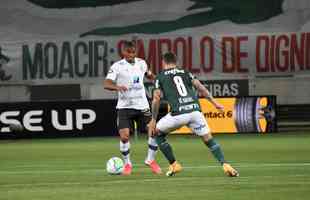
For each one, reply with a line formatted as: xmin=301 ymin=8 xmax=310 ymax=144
xmin=154 ymin=128 xmax=160 ymax=135
xmin=119 ymin=129 xmax=130 ymax=142
xmin=120 ymin=137 xmax=129 ymax=143
xmin=202 ymin=133 xmax=213 ymax=143
xmin=120 ymin=135 xmax=129 ymax=143
xmin=155 ymin=132 xmax=167 ymax=146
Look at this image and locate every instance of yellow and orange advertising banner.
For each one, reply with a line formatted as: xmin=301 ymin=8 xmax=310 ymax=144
xmin=172 ymin=96 xmax=276 ymax=134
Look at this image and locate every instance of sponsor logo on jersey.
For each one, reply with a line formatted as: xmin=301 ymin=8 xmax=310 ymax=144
xmin=164 ymin=68 xmax=185 ymax=75
xmin=178 ymin=97 xmax=194 ymax=104
xmin=133 ymin=76 xmax=140 ymax=84
xmin=179 ymin=103 xmax=200 ymax=112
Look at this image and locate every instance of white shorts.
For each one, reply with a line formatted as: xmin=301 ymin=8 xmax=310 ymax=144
xmin=156 ymin=111 xmax=210 ymax=136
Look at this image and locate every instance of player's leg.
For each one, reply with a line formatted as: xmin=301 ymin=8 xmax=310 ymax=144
xmin=189 ymin=111 xmax=239 ymax=177
xmin=202 ymin=133 xmax=239 ymax=177
xmin=155 ymin=113 xmax=189 ymax=176
xmin=189 ymin=111 xmax=225 ymax=164
xmin=117 ymin=109 xmax=133 ymax=175
xmin=136 ymin=109 xmax=161 ymax=174
xmin=145 ymin=136 xmax=162 ymax=174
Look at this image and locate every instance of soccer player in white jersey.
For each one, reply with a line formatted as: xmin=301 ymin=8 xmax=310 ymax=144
xmin=148 ymin=52 xmax=239 ymax=177
xmin=104 ymin=41 xmax=161 ymax=175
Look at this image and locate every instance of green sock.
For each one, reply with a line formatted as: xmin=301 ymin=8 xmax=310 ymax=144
xmin=206 ymin=138 xmax=226 ymax=165
xmin=155 ymin=133 xmax=176 ymax=164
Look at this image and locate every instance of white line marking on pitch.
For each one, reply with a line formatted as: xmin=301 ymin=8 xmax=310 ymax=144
xmin=0 ymin=162 xmax=310 ymax=175
xmin=0 ymin=174 xmax=310 ymax=188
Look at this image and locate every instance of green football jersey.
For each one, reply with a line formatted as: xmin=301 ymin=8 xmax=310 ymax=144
xmin=154 ymin=67 xmax=201 ymax=115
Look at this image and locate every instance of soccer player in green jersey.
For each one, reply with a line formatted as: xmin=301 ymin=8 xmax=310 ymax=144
xmin=148 ymin=52 xmax=239 ymax=177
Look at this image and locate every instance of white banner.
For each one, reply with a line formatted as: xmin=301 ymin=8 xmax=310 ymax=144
xmin=1 ymin=32 xmax=310 ymax=85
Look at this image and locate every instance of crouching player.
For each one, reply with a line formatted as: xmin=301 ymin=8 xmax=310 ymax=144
xmin=148 ymin=52 xmax=239 ymax=177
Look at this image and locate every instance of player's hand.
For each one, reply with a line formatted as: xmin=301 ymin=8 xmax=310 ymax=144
xmin=117 ymin=85 xmax=128 ymax=92
xmin=215 ymin=103 xmax=225 ymax=113
xmin=146 ymin=70 xmax=155 ymax=80
xmin=147 ymin=119 xmax=157 ymax=137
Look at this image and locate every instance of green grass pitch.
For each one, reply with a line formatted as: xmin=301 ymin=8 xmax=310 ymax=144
xmin=1 ymin=133 xmax=310 ymax=200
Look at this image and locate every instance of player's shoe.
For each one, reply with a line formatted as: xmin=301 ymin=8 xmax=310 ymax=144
xmin=145 ymin=160 xmax=162 ymax=174
xmin=223 ymin=163 xmax=239 ymax=177
xmin=166 ymin=161 xmax=182 ymax=176
xmin=122 ymin=163 xmax=132 ymax=175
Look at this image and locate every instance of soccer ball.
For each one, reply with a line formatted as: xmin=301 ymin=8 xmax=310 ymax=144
xmin=106 ymin=157 xmax=124 ymax=175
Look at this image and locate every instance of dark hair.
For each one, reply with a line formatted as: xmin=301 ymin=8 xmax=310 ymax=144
xmin=162 ymin=52 xmax=177 ymax=64
xmin=123 ymin=40 xmax=136 ymax=49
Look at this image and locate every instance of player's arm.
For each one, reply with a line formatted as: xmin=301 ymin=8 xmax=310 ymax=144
xmin=192 ymin=79 xmax=224 ymax=111
xmin=142 ymin=60 xmax=155 ymax=80
xmin=103 ymin=79 xmax=127 ymax=92
xmin=145 ymin=69 xmax=155 ymax=80
xmin=151 ymin=89 xmax=161 ymax=120
xmin=103 ymin=64 xmax=127 ymax=92
xmin=148 ymin=88 xmax=161 ymax=136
